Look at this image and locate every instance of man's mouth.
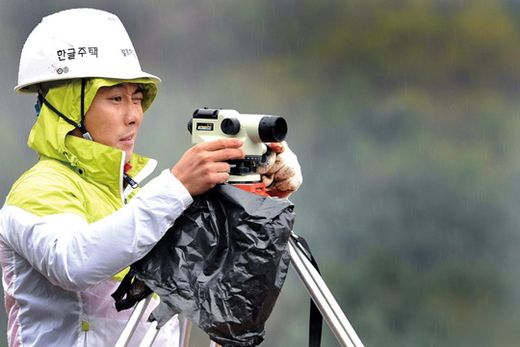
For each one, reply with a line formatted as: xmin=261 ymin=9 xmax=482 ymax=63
xmin=120 ymin=134 xmax=135 ymax=144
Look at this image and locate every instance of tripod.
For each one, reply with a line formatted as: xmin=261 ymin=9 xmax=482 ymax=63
xmin=114 ymin=230 xmax=364 ymax=347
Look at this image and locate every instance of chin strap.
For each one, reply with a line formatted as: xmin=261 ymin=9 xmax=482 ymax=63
xmin=37 ymin=78 xmax=92 ymax=140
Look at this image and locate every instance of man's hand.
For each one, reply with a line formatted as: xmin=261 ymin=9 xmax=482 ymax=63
xmin=257 ymin=141 xmax=303 ymax=198
xmin=171 ymin=139 xmax=245 ymax=196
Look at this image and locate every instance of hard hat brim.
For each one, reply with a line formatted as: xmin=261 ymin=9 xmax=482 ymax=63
xmin=15 ymin=71 xmax=161 ymax=93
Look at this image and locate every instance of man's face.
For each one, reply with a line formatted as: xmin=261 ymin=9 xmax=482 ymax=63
xmin=84 ymin=83 xmax=144 ymax=162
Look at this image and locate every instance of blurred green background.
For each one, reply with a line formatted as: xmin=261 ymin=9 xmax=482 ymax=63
xmin=2 ymin=1 xmax=520 ymax=346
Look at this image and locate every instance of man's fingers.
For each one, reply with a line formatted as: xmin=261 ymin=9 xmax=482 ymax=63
xmin=213 ymin=172 xmax=231 ymax=184
xmin=197 ymin=138 xmax=243 ymax=151
xmin=272 ymin=165 xmax=294 ymax=181
xmin=267 ymin=142 xmax=284 ymax=154
xmin=209 ymin=148 xmax=245 ymax=162
xmin=213 ymin=162 xmax=231 ymax=174
xmin=193 ymin=139 xmax=245 ymax=162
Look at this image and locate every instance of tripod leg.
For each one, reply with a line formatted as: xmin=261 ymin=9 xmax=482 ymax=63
xmin=179 ymin=319 xmax=192 ymax=347
xmin=115 ymin=295 xmax=153 ymax=347
xmin=138 ymin=321 xmax=160 ymax=347
xmin=290 ymin=236 xmax=359 ymax=339
xmin=289 ymin=237 xmax=364 ymax=347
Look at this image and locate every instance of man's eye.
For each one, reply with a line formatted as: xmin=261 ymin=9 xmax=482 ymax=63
xmin=111 ymin=96 xmax=122 ymax=102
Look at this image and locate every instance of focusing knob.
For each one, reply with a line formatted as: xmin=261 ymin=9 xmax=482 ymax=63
xmin=221 ymin=118 xmax=241 ymax=135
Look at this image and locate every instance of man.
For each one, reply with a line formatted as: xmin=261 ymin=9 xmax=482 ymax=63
xmin=0 ymin=8 xmax=302 ymax=347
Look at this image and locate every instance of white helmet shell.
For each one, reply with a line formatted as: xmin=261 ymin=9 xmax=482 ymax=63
xmin=15 ymin=8 xmax=161 ymax=92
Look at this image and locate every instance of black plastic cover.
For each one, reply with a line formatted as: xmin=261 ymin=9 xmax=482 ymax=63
xmin=113 ymin=184 xmax=295 ymax=347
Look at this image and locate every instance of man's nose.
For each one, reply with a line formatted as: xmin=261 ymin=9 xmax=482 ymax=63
xmin=124 ymin=100 xmax=140 ymax=125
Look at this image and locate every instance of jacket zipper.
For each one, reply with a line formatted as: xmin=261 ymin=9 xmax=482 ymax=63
xmin=82 ymin=320 xmax=90 ymax=347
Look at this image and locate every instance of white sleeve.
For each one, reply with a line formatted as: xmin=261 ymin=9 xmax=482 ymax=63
xmin=0 ymin=169 xmax=193 ymax=291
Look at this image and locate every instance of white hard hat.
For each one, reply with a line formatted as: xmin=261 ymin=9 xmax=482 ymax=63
xmin=15 ymin=8 xmax=161 ymax=93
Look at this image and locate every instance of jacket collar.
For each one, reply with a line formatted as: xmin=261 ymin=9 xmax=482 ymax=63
xmin=64 ymin=135 xmax=157 ymax=199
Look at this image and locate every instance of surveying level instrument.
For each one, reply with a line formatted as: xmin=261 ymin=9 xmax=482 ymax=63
xmin=189 ymin=108 xmax=287 ymax=191
xmin=115 ymin=110 xmax=364 ymax=347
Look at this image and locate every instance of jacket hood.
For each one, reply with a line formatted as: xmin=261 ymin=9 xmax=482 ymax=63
xmin=27 ymin=78 xmax=158 ymax=194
